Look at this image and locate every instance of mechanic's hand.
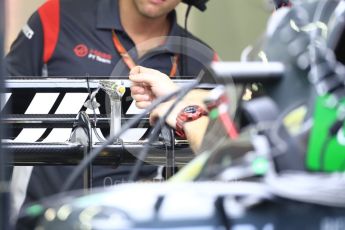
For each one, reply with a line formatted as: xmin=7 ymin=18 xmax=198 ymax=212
xmin=129 ymin=66 xmax=179 ymax=109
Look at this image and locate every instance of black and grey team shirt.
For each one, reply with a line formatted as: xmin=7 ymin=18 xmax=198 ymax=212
xmin=6 ymin=0 xmax=216 ymax=78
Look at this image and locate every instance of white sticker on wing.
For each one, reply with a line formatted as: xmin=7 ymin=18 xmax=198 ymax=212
xmin=14 ymin=93 xmax=59 ymax=142
xmin=1 ymin=93 xmax=11 ymax=111
xmin=55 ymin=93 xmax=88 ymax=114
xmin=42 ymin=93 xmax=89 ymax=142
xmin=126 ymin=100 xmax=146 ymax=115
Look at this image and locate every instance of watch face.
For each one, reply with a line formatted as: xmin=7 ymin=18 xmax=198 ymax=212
xmin=184 ymin=106 xmax=197 ymax=114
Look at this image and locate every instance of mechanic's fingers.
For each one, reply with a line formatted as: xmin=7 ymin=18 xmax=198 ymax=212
xmin=129 ymin=73 xmax=158 ymax=86
xmin=135 ymin=101 xmax=152 ymax=109
xmin=130 ymin=85 xmax=147 ymax=95
xmin=130 ymin=66 xmax=169 ymax=87
xmin=129 ymin=66 xmax=142 ymax=75
xmin=131 ymin=94 xmax=152 ymax=102
xmin=132 ymin=88 xmax=155 ymax=102
xmin=130 ymin=66 xmax=161 ymax=76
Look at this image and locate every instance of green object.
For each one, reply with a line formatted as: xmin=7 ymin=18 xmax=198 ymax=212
xmin=209 ymin=108 xmax=219 ymax=120
xmin=252 ymin=157 xmax=269 ymax=175
xmin=26 ymin=204 xmax=44 ymax=217
xmin=307 ymin=95 xmax=345 ymax=172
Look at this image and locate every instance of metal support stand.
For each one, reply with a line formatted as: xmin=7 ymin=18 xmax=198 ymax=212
xmin=110 ymin=99 xmax=122 ymax=141
xmin=79 ymin=81 xmax=124 ymax=192
xmin=82 ymin=112 xmax=93 ymax=193
xmin=99 ymin=80 xmax=125 ymax=143
xmin=70 ymin=111 xmax=93 ymax=192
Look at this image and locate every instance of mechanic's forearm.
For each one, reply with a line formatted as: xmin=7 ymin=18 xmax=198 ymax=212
xmin=183 ymin=116 xmax=209 ymax=153
xmin=184 ymin=89 xmax=209 ymax=104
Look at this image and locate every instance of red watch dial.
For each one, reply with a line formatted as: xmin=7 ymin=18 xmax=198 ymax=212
xmin=175 ymin=105 xmax=207 ymax=138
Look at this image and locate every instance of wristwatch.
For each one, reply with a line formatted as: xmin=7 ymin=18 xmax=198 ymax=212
xmin=175 ymin=105 xmax=207 ymax=138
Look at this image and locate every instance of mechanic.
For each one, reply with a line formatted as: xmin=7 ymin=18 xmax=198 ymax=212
xmin=6 ymin=0 xmax=216 ymax=218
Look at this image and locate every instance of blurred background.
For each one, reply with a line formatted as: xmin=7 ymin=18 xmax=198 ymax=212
xmin=5 ymin=0 xmax=272 ymax=60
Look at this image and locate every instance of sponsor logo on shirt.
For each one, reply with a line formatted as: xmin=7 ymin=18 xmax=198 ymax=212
xmin=74 ymin=44 xmax=112 ymax=64
xmin=74 ymin=44 xmax=89 ymax=57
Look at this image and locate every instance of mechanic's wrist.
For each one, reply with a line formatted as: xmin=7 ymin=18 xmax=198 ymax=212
xmin=184 ymin=116 xmax=209 ymax=152
xmin=185 ymin=89 xmax=210 ymax=102
xmin=165 ymin=100 xmax=189 ymax=129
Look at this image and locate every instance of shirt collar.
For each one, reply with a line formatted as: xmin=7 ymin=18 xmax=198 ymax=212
xmin=158 ymin=11 xmax=185 ymax=54
xmin=96 ymin=0 xmax=181 ymax=53
xmin=97 ymin=0 xmax=124 ymax=30
xmin=96 ymin=0 xmax=180 ymax=31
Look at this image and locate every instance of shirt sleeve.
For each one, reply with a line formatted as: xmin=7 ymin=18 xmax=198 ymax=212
xmin=5 ymin=11 xmax=44 ymax=76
